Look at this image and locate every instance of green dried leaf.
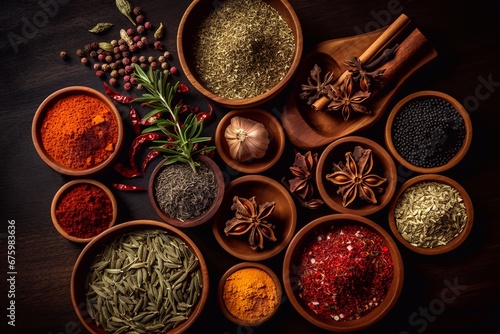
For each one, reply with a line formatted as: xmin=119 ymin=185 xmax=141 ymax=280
xmin=115 ymin=0 xmax=136 ymax=26
xmin=98 ymin=42 xmax=114 ymax=52
xmin=89 ymin=22 xmax=114 ymax=33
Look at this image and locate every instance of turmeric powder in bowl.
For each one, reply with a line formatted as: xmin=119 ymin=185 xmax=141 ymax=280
xmin=218 ymin=263 xmax=282 ymax=326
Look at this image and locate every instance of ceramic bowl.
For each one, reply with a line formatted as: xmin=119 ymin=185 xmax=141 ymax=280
xmin=213 ymin=175 xmax=297 ymax=261
xmin=51 ymin=179 xmax=117 ymax=243
xmin=316 ymin=136 xmax=398 ymax=216
xmin=218 ymin=262 xmax=282 ymax=326
xmin=214 ymin=109 xmax=285 ymax=173
xmin=177 ymin=0 xmax=303 ymax=109
xmin=385 ymin=91 xmax=473 ymax=173
xmin=149 ymin=155 xmax=225 ymax=228
xmin=71 ymin=220 xmax=209 ymax=334
xmin=32 ymin=86 xmax=124 ymax=176
xmin=283 ymin=214 xmax=404 ymax=332
xmin=388 ymin=174 xmax=474 ymax=255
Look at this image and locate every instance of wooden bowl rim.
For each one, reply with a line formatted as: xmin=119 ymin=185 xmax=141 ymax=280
xmin=70 ymin=220 xmax=210 ymax=334
xmin=31 ymin=86 xmax=124 ymax=176
xmin=50 ymin=179 xmax=117 ymax=243
xmin=384 ymin=90 xmax=473 ymax=173
xmin=387 ymin=173 xmax=474 ymax=255
xmin=214 ymin=108 xmax=286 ymax=173
xmin=316 ymin=136 xmax=398 ymax=216
xmin=217 ymin=262 xmax=282 ymax=326
xmin=212 ymin=174 xmax=297 ymax=261
xmin=176 ymin=0 xmax=303 ymax=109
xmin=148 ymin=155 xmax=225 ymax=228
xmin=282 ymin=213 xmax=404 ymax=332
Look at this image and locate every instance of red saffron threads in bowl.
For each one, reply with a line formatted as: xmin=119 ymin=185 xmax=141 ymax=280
xmin=55 ymin=184 xmax=113 ymax=239
xmin=297 ymin=224 xmax=393 ymax=321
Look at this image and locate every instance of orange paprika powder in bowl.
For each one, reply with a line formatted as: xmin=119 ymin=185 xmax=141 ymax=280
xmin=32 ymin=86 xmax=124 ymax=176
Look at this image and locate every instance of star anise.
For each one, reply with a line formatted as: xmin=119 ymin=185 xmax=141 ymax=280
xmin=224 ymin=196 xmax=277 ymax=250
xmin=289 ymin=151 xmax=318 ymax=200
xmin=325 ymin=146 xmax=387 ymax=207
xmin=327 ymin=75 xmax=371 ymax=121
xmin=300 ymin=64 xmax=335 ymax=105
xmin=345 ymin=56 xmax=386 ymax=92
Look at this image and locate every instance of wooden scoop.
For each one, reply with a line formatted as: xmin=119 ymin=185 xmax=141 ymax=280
xmin=281 ymin=14 xmax=438 ymax=150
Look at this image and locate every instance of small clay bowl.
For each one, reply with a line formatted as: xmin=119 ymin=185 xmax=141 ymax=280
xmin=149 ymin=155 xmax=225 ymax=228
xmin=214 ymin=109 xmax=285 ymax=173
xmin=32 ymin=86 xmax=124 ymax=176
xmin=213 ymin=175 xmax=297 ymax=261
xmin=282 ymin=214 xmax=404 ymax=332
xmin=385 ymin=91 xmax=472 ymax=173
xmin=316 ymin=136 xmax=397 ymax=216
xmin=51 ymin=179 xmax=117 ymax=243
xmin=388 ymin=174 xmax=474 ymax=255
xmin=218 ymin=262 xmax=282 ymax=326
xmin=177 ymin=0 xmax=303 ymax=109
xmin=71 ymin=220 xmax=209 ymax=334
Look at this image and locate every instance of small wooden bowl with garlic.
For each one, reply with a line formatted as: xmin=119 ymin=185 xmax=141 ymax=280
xmin=215 ymin=109 xmax=285 ymax=173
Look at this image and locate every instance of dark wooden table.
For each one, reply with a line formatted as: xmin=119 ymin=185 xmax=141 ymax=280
xmin=1 ymin=0 xmax=499 ymax=333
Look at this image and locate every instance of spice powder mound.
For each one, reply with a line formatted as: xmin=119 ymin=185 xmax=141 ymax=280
xmin=192 ymin=0 xmax=295 ymax=100
xmin=297 ymin=224 xmax=394 ymax=321
xmin=41 ymin=94 xmax=118 ymax=170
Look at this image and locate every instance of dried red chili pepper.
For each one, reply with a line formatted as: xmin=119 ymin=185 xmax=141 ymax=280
xmin=140 ymin=112 xmax=161 ymax=126
xmin=129 ymin=132 xmax=164 ymax=171
xmin=141 ymin=150 xmax=161 ymax=174
xmin=114 ymin=162 xmax=142 ymax=178
xmin=112 ymin=183 xmax=147 ymax=191
xmin=129 ymin=106 xmax=141 ymax=136
xmin=103 ymin=82 xmax=135 ymax=103
xmin=177 ymin=83 xmax=189 ymax=93
xmin=196 ymin=104 xmax=214 ymax=123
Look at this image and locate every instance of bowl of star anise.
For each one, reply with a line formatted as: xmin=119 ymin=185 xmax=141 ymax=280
xmin=212 ymin=175 xmax=297 ymax=261
xmin=316 ymin=136 xmax=397 ymax=216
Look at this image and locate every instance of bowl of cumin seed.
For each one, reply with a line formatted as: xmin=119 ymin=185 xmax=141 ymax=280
xmin=177 ymin=0 xmax=303 ymax=109
xmin=71 ymin=220 xmax=209 ymax=334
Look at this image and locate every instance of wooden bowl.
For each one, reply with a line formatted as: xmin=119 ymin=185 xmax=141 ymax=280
xmin=388 ymin=174 xmax=474 ymax=255
xmin=177 ymin=0 xmax=303 ymax=109
xmin=51 ymin=179 xmax=117 ymax=243
xmin=316 ymin=136 xmax=397 ymax=216
xmin=218 ymin=262 xmax=282 ymax=326
xmin=283 ymin=214 xmax=404 ymax=332
xmin=213 ymin=175 xmax=297 ymax=261
xmin=214 ymin=109 xmax=285 ymax=173
xmin=71 ymin=220 xmax=209 ymax=334
xmin=148 ymin=155 xmax=225 ymax=228
xmin=385 ymin=91 xmax=472 ymax=173
xmin=32 ymin=86 xmax=123 ymax=176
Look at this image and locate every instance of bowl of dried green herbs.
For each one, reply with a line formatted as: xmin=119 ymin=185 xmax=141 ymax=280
xmin=283 ymin=213 xmax=404 ymax=332
xmin=388 ymin=174 xmax=474 ymax=255
xmin=177 ymin=0 xmax=303 ymax=109
xmin=71 ymin=220 xmax=209 ymax=334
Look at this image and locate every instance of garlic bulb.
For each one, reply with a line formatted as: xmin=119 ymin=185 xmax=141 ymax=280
xmin=224 ymin=116 xmax=270 ymax=162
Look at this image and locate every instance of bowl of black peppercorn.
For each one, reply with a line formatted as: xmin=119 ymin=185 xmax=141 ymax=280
xmin=384 ymin=91 xmax=472 ymax=174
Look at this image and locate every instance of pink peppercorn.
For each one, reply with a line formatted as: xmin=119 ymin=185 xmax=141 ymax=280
xmin=126 ymin=28 xmax=134 ymax=36
xmin=154 ymin=41 xmax=163 ymax=50
xmin=144 ymin=22 xmax=152 ymax=29
xmin=98 ymin=54 xmax=105 ymax=62
xmin=109 ymin=78 xmax=117 ymax=86
xmin=124 ymin=82 xmax=132 ymax=91
xmin=125 ymin=65 xmax=133 ymax=73
xmin=123 ymin=75 xmax=131 ymax=82
xmin=169 ymin=66 xmax=178 ymax=75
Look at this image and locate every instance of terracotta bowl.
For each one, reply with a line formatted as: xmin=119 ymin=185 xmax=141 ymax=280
xmin=214 ymin=109 xmax=285 ymax=173
xmin=218 ymin=262 xmax=282 ymax=326
xmin=385 ymin=91 xmax=472 ymax=173
xmin=71 ymin=220 xmax=209 ymax=334
xmin=283 ymin=214 xmax=404 ymax=332
xmin=51 ymin=179 xmax=117 ymax=243
xmin=32 ymin=86 xmax=124 ymax=176
xmin=388 ymin=174 xmax=474 ymax=255
xmin=148 ymin=155 xmax=225 ymax=228
xmin=213 ymin=175 xmax=297 ymax=261
xmin=177 ymin=0 xmax=303 ymax=109
xmin=316 ymin=136 xmax=397 ymax=216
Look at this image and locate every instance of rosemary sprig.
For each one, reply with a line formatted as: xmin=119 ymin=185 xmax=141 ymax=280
xmin=132 ymin=65 xmax=215 ymax=172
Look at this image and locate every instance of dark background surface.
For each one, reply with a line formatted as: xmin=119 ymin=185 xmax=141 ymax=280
xmin=1 ymin=0 xmax=500 ymax=333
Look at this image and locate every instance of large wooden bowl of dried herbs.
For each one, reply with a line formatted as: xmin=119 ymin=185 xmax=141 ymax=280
xmin=177 ymin=0 xmax=303 ymax=109
xmin=71 ymin=220 xmax=209 ymax=334
xmin=282 ymin=214 xmax=404 ymax=332
xmin=316 ymin=136 xmax=398 ymax=216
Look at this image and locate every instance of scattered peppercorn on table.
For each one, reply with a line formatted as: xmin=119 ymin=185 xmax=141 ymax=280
xmin=2 ymin=0 xmax=500 ymax=333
